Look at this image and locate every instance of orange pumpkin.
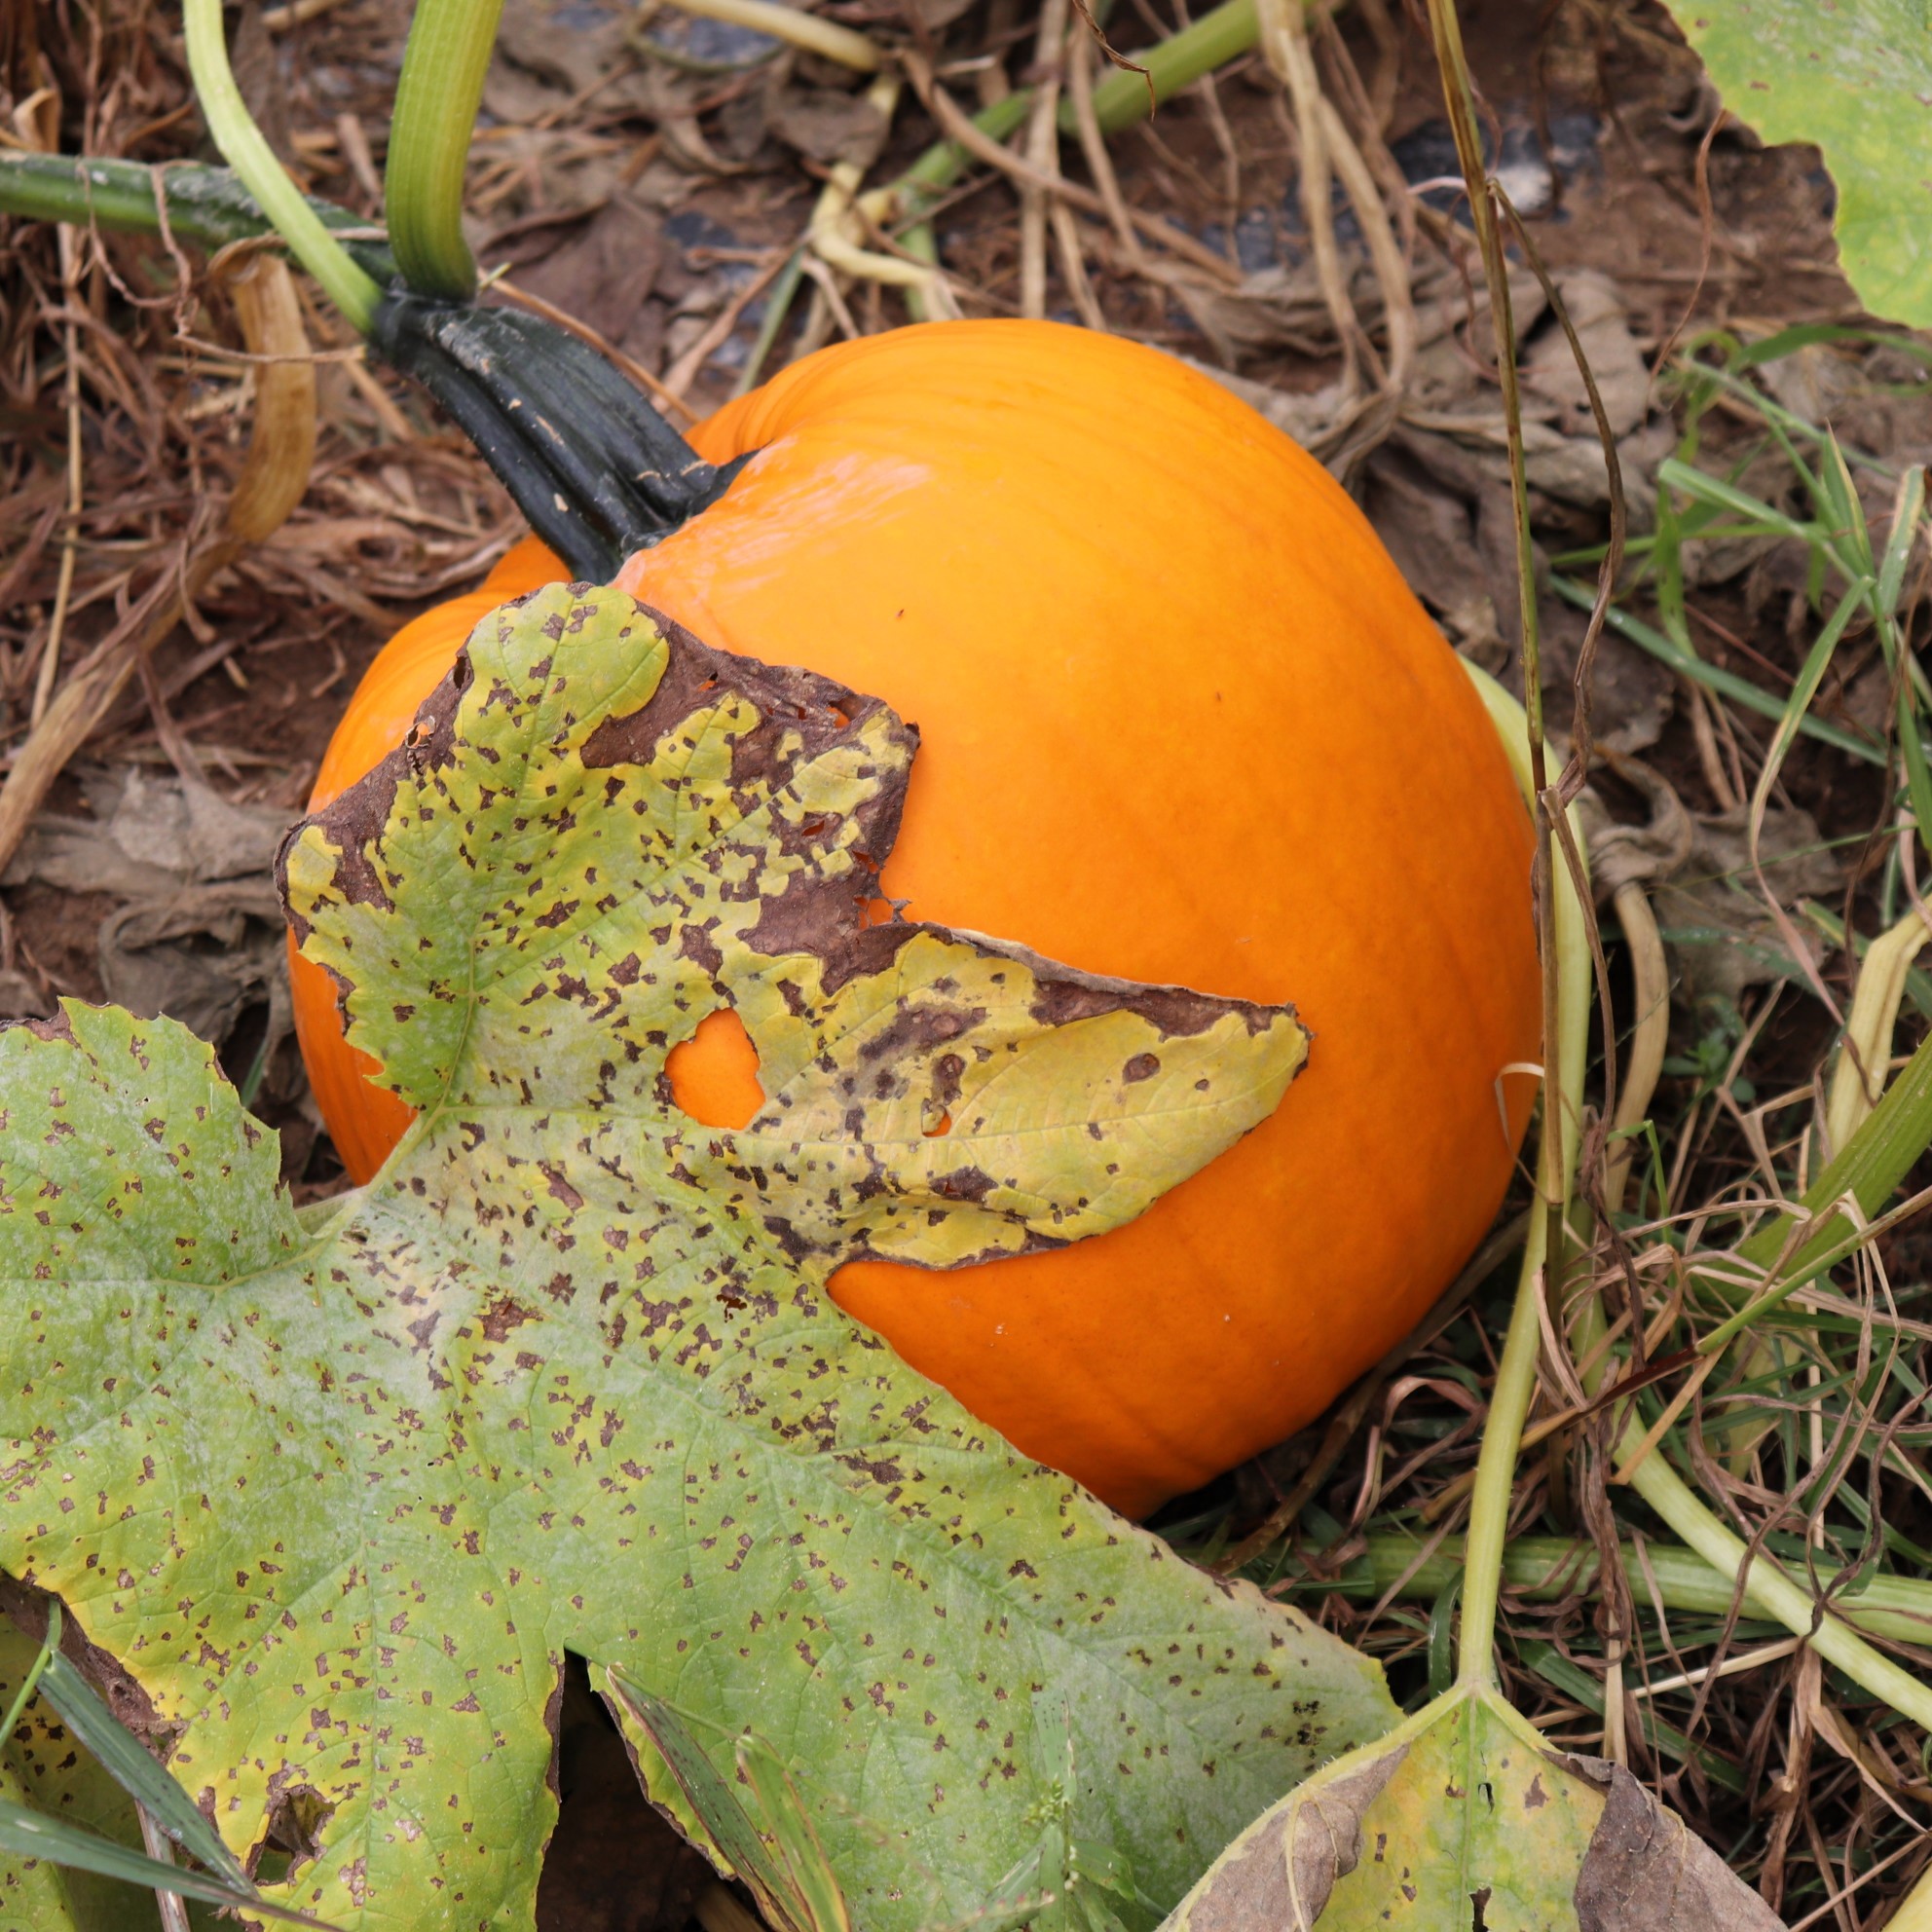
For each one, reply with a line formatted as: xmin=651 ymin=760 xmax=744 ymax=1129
xmin=290 ymin=319 xmax=1538 ymax=1518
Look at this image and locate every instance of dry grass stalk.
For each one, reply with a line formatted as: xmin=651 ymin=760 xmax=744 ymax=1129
xmin=1017 ymin=0 xmax=1068 ymax=319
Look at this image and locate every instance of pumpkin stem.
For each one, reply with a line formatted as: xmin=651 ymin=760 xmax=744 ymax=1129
xmin=0 ymin=169 xmax=738 ymax=580
xmin=370 ymin=294 xmax=753 ymax=579
xmin=378 ymin=0 xmax=758 ymax=568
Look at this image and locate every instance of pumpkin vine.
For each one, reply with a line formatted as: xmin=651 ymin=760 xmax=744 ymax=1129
xmin=385 ymin=0 xmax=503 ymax=300
xmin=181 ymin=0 xmax=746 ymax=579
xmin=179 ymin=0 xmax=383 ymax=332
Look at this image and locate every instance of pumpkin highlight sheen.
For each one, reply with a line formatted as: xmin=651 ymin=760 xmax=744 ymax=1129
xmin=290 ymin=319 xmax=1539 ymax=1518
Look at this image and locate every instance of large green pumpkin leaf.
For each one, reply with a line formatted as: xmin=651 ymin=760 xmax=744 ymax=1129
xmin=1159 ymin=1684 xmax=1783 ymax=1931
xmin=0 ymin=583 xmax=1396 ymax=1931
xmin=1660 ymin=0 xmax=1932 ymax=326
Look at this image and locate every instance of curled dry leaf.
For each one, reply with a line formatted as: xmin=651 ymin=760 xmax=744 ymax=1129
xmin=1402 ymin=265 xmax=1669 ymax=528
xmin=0 ymin=584 xmax=1397 ymax=1930
xmin=219 ymin=250 xmax=319 ymax=546
xmin=1159 ymin=1685 xmax=1785 ymax=1931
xmin=1575 ymin=759 xmax=1695 ymax=905
xmin=1519 ymin=270 xmax=1650 ymax=445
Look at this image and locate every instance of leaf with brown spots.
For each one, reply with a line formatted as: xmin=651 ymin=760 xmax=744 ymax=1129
xmin=1160 ymin=1685 xmax=1786 ymax=1931
xmin=0 ymin=583 xmax=1395 ymax=1931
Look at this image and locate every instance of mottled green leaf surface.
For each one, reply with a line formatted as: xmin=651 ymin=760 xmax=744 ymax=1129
xmin=1661 ymin=0 xmax=1932 ymax=325
xmin=1161 ymin=1685 xmax=1782 ymax=1931
xmin=0 ymin=584 xmax=1395 ymax=1931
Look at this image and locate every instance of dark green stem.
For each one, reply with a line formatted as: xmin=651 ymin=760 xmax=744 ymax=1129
xmin=371 ymin=295 xmax=752 ymax=578
xmin=1080 ymin=0 xmax=1258 ymax=133
xmin=0 ymin=153 xmax=396 ymax=282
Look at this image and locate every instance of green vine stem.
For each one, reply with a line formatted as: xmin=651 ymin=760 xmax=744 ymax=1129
xmin=1326 ymin=1535 xmax=1932 ymax=1648
xmin=1619 ymin=1428 xmax=1932 ymax=1728
xmin=386 ymin=0 xmax=505 ymax=299
xmin=880 ymin=0 xmax=1264 ymax=228
xmin=1079 ymin=0 xmax=1260 ymax=132
xmin=0 ymin=154 xmax=396 ymax=282
xmin=1430 ymin=0 xmax=1568 ymax=1693
xmin=180 ymin=0 xmax=382 ymax=332
xmin=1454 ymin=1159 xmax=1563 ymax=1688
xmin=1456 ymin=665 xmax=1591 ymax=1689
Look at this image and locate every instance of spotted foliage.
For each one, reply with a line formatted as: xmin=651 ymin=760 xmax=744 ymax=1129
xmin=0 ymin=584 xmax=1394 ymax=1931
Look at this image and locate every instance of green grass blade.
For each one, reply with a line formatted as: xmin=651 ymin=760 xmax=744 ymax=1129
xmin=38 ymin=1656 xmax=244 ymax=1884
xmin=1655 ymin=454 xmax=1817 ymax=544
xmin=1551 ymin=576 xmax=1885 ymax=762
xmin=0 ymin=1800 xmax=333 ymax=1925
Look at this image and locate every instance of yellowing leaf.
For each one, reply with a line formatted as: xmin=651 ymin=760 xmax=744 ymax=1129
xmin=0 ymin=584 xmax=1394 ymax=1931
xmin=1161 ymin=1685 xmax=1783 ymax=1931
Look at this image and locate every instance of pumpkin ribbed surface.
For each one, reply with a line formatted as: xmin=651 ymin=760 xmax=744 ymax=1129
xmin=290 ymin=318 xmax=1538 ymax=1517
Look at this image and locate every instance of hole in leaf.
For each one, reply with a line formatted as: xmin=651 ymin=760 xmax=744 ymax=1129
xmin=255 ymin=1780 xmax=334 ymax=1886
xmin=923 ymin=1108 xmax=952 ymax=1138
xmin=667 ymin=1008 xmax=764 ymax=1130
xmin=544 ymin=1654 xmax=713 ymax=1928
